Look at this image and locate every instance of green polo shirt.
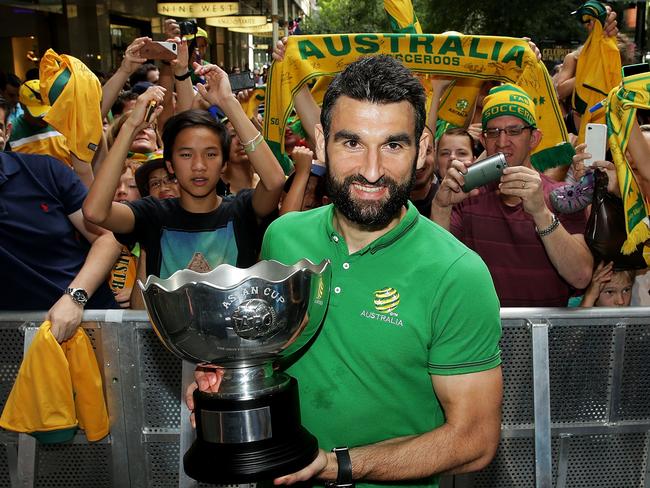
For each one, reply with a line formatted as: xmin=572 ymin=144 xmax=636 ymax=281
xmin=261 ymin=203 xmax=501 ymax=488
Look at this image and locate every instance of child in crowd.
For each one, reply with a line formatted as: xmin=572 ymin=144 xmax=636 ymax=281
xmin=109 ymin=159 xmax=142 ymax=307
xmin=580 ymin=262 xmax=634 ymax=307
xmin=83 ymin=64 xmax=285 ymax=279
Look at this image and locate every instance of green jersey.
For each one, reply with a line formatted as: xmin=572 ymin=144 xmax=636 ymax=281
xmin=261 ymin=203 xmax=501 ymax=488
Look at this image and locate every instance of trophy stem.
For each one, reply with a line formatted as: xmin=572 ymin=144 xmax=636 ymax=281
xmin=215 ymin=363 xmax=289 ymax=399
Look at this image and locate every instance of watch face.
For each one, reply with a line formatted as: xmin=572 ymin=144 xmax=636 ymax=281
xmin=70 ymin=289 xmax=88 ymax=304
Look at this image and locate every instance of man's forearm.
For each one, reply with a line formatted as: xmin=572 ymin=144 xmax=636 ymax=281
xmin=430 ymin=199 xmax=453 ymax=230
xmin=83 ymin=122 xmax=134 ymax=224
xmin=68 ymin=231 xmax=122 ymax=297
xmin=101 ymin=68 xmax=130 ymax=119
xmin=294 ymin=85 xmax=321 ymax=145
xmin=336 ymin=420 xmax=497 ymax=481
xmin=533 ymin=209 xmax=593 ymax=289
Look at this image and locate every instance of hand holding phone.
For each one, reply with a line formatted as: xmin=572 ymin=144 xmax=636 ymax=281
xmin=461 ymin=153 xmax=507 ymax=193
xmin=584 ymin=123 xmax=607 ymax=168
xmin=140 ymin=40 xmax=178 ymax=61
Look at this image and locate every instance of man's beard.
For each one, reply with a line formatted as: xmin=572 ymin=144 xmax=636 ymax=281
xmin=325 ymin=155 xmax=416 ymax=230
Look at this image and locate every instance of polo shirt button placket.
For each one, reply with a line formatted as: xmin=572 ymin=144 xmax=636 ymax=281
xmin=342 ymin=262 xmax=350 ymax=270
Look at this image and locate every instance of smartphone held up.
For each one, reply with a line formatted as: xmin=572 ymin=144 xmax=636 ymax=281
xmin=140 ymin=40 xmax=178 ymax=61
xmin=583 ymin=123 xmax=607 ymax=168
xmin=461 ymin=153 xmax=507 ymax=193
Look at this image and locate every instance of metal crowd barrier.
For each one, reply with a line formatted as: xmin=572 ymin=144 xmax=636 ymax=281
xmin=0 ymin=308 xmax=649 ymax=488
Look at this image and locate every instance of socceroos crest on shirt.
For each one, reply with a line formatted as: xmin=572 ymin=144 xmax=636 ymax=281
xmin=359 ymin=287 xmax=404 ymax=327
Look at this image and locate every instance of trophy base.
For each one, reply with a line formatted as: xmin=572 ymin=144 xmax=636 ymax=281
xmin=184 ymin=376 xmax=318 ymax=484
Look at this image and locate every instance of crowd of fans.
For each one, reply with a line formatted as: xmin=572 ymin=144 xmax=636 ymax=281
xmin=1 ymin=6 xmax=648 ymax=343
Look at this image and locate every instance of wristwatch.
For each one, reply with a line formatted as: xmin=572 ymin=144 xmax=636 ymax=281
xmin=325 ymin=447 xmax=354 ymax=488
xmin=65 ymin=287 xmax=89 ymax=307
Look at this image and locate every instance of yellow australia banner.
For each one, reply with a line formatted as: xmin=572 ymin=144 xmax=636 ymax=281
xmin=264 ymin=33 xmax=573 ymax=171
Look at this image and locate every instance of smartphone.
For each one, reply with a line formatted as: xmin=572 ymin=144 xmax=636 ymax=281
xmin=622 ymin=63 xmax=650 ymax=78
xmin=584 ymin=123 xmax=607 ymax=167
xmin=140 ymin=40 xmax=178 ymax=61
xmin=228 ymin=72 xmax=255 ymax=93
xmin=461 ymin=153 xmax=507 ymax=193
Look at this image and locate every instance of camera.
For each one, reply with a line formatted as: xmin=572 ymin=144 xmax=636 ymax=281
xmin=179 ymin=19 xmax=198 ymax=37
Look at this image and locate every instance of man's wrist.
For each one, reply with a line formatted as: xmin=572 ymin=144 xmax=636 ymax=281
xmin=325 ymin=447 xmax=354 ymax=488
xmin=432 ymin=195 xmax=452 ymax=211
xmin=532 ymin=209 xmax=555 ymax=230
xmin=65 ymin=287 xmax=89 ymax=307
xmin=219 ymin=95 xmax=241 ymax=113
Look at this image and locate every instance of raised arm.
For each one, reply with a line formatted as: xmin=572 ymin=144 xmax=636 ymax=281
xmin=275 ymin=367 xmax=502 ymax=484
xmin=101 ymin=37 xmax=148 ymax=119
xmin=83 ymin=86 xmax=166 ymax=233
xmin=273 ymin=38 xmax=321 ymax=145
xmin=172 ymin=38 xmax=194 ymax=113
xmin=195 ymin=63 xmax=285 ymax=218
xmin=280 ymin=146 xmax=314 ymax=215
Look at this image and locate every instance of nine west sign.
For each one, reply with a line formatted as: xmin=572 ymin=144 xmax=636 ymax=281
xmin=156 ymin=2 xmax=239 ymax=17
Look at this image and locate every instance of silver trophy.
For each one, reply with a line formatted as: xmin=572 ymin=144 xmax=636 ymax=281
xmin=139 ymin=259 xmax=331 ymax=484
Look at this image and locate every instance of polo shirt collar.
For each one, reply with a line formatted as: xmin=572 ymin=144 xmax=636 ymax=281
xmin=324 ymin=202 xmax=419 ymax=255
xmin=0 ymin=152 xmax=20 ymax=185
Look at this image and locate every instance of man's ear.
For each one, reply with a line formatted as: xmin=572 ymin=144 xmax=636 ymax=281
xmin=416 ymin=130 xmax=430 ymax=170
xmin=314 ymin=123 xmax=326 ymax=163
xmin=165 ymin=160 xmax=175 ymax=174
xmin=529 ymin=128 xmax=543 ymax=151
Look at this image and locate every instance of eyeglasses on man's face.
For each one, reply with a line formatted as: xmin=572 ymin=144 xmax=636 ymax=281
xmin=148 ymin=175 xmax=177 ymax=190
xmin=483 ymin=125 xmax=534 ymax=139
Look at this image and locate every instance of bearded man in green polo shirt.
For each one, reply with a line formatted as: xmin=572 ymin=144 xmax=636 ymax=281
xmin=191 ymin=55 xmax=502 ymax=488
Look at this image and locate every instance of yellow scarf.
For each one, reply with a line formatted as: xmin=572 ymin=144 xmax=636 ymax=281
xmin=384 ymin=0 xmax=422 ymax=33
xmin=572 ymin=0 xmax=621 ymax=143
xmin=606 ymin=73 xmax=650 ymax=257
xmin=0 ymin=321 xmax=109 ymax=442
xmin=264 ymin=34 xmax=572 ymax=171
xmin=384 ymin=0 xmax=484 ymax=135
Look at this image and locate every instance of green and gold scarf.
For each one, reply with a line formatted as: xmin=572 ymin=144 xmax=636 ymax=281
xmin=606 ymin=73 xmax=650 ymax=257
xmin=264 ymin=33 xmax=572 ymax=172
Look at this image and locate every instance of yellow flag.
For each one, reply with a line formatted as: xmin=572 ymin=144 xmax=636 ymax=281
xmin=572 ymin=0 xmax=621 ymax=143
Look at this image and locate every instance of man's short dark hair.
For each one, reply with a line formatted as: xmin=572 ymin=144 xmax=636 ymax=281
xmin=320 ymin=55 xmax=426 ymax=143
xmin=162 ymin=109 xmax=230 ymax=165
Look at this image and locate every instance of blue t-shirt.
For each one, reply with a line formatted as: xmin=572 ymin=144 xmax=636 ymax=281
xmin=0 ymin=151 xmax=116 ymax=310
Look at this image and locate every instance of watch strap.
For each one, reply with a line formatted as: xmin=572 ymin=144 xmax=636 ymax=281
xmin=174 ymin=70 xmax=191 ymax=81
xmin=327 ymin=447 xmax=354 ymax=488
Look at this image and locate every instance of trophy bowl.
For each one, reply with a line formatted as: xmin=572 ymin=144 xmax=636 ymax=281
xmin=139 ymin=259 xmax=331 ymax=483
